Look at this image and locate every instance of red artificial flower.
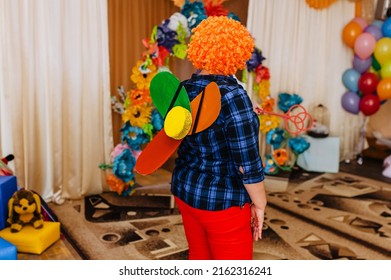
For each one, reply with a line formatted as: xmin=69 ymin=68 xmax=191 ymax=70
xmin=255 ymin=65 xmax=270 ymax=83
xmin=204 ymin=0 xmax=229 ymax=17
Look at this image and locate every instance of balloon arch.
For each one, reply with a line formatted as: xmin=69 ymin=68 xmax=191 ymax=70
xmin=342 ymin=16 xmax=391 ymax=116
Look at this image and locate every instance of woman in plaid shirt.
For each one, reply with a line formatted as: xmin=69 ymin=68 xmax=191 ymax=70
xmin=171 ymin=16 xmax=267 ymax=260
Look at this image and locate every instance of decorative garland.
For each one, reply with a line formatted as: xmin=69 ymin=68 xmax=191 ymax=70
xmin=101 ymin=0 xmax=307 ymax=195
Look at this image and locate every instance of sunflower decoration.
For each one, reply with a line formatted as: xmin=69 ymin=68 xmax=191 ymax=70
xmin=130 ymin=60 xmax=157 ymax=89
xmin=122 ymin=104 xmax=153 ymax=128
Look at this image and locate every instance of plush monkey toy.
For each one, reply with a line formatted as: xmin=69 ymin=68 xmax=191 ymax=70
xmin=7 ymin=189 xmax=44 ymax=233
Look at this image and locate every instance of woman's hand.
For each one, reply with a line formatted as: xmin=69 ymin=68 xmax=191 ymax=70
xmin=253 ymin=103 xmax=262 ymax=115
xmin=251 ymin=204 xmax=265 ymax=241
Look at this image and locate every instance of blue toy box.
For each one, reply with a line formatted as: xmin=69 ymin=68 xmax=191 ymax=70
xmin=0 ymin=176 xmax=18 ymax=230
xmin=0 ymin=236 xmax=17 ymax=260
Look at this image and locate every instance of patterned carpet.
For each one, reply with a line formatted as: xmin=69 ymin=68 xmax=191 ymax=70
xmin=49 ymin=159 xmax=391 ymax=260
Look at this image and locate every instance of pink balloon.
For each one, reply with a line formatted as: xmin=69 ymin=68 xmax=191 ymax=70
xmin=352 ymin=17 xmax=368 ymax=30
xmin=354 ymin=32 xmax=376 ymax=59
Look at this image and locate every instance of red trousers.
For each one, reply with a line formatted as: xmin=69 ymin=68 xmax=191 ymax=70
xmin=175 ymin=197 xmax=253 ymax=260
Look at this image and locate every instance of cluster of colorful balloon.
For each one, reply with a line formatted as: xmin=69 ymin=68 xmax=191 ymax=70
xmin=341 ymin=16 xmax=391 ymax=116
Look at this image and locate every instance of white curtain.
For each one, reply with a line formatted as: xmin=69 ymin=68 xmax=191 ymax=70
xmin=0 ymin=0 xmax=113 ymax=201
xmin=246 ymin=0 xmax=364 ymax=160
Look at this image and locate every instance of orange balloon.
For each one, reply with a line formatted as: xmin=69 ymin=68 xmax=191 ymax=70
xmin=377 ymin=78 xmax=391 ymax=100
xmin=342 ymin=21 xmax=362 ymax=48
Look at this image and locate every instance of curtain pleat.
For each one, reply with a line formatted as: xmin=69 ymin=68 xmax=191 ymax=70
xmin=0 ymin=0 xmax=113 ymax=200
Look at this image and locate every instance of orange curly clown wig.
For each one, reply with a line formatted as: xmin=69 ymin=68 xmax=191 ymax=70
xmin=187 ymin=16 xmax=254 ymax=76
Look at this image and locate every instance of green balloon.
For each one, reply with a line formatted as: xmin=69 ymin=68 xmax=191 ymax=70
xmin=372 ymin=55 xmax=381 ymax=71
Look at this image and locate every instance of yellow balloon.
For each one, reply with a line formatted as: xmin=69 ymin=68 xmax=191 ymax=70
xmin=381 ymin=60 xmax=391 ymax=78
xmin=374 ymin=38 xmax=391 ymax=65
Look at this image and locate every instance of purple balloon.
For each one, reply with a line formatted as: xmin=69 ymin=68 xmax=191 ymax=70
xmin=353 ymin=55 xmax=372 ymax=74
xmin=364 ymin=24 xmax=383 ymax=41
xmin=341 ymin=91 xmax=360 ymax=114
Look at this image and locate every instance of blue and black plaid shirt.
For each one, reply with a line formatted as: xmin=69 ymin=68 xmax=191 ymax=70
xmin=171 ymin=73 xmax=264 ymax=211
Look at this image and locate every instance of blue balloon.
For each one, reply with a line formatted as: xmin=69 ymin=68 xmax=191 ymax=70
xmin=341 ymin=91 xmax=360 ymax=114
xmin=372 ymin=20 xmax=384 ymax=29
xmin=382 ymin=17 xmax=391 ymax=37
xmin=342 ymin=68 xmax=360 ymax=92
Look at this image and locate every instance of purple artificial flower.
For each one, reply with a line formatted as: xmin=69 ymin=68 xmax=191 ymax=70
xmin=157 ymin=19 xmax=179 ymax=53
xmin=246 ymin=48 xmax=265 ymax=72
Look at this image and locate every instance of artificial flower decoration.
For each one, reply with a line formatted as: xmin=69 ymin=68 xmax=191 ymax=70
xmin=142 ymin=38 xmax=171 ymax=68
xmin=128 ymin=88 xmax=152 ymax=107
xmin=261 ymin=96 xmax=275 ymax=112
xmin=227 ymin=12 xmax=240 ymax=21
xmin=278 ymin=93 xmax=303 ymax=113
xmin=264 ymin=155 xmax=278 ymax=175
xmin=111 ymin=143 xmax=131 ymax=162
xmin=171 ymin=0 xmax=186 ymax=7
xmin=121 ymin=123 xmax=150 ymax=151
xmin=106 ymin=174 xmax=126 ymax=195
xmin=255 ymin=65 xmax=270 ymax=83
xmin=112 ymin=148 xmax=136 ymax=183
xmin=204 ymin=0 xmax=229 ymax=17
xmin=181 ymin=0 xmax=207 ymax=29
xmin=288 ymin=137 xmax=311 ymax=154
xmin=266 ymin=128 xmax=286 ymax=149
xmin=157 ymin=19 xmax=180 ymax=53
xmin=172 ymin=42 xmax=187 ymax=60
xmin=259 ymin=114 xmax=281 ymax=134
xmin=142 ymin=123 xmax=154 ymax=141
xmin=121 ymin=179 xmax=136 ymax=197
xmin=151 ymin=109 xmax=164 ymax=131
xmin=111 ymin=86 xmax=127 ymax=115
xmin=155 ymin=46 xmax=170 ymax=66
xmin=273 ymin=148 xmax=289 ymax=166
xmin=187 ymin=16 xmax=254 ymax=75
xmin=130 ymin=60 xmax=157 ymax=89
xmin=123 ymin=104 xmax=153 ymax=128
xmin=168 ymin=12 xmax=191 ymax=38
xmin=258 ymin=80 xmax=271 ymax=100
xmin=142 ymin=39 xmax=159 ymax=60
xmin=246 ymin=47 xmax=266 ymax=72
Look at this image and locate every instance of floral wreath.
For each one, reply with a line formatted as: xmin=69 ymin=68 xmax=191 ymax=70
xmin=101 ymin=0 xmax=308 ymax=196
